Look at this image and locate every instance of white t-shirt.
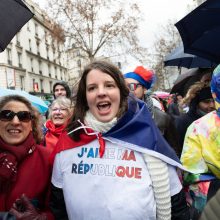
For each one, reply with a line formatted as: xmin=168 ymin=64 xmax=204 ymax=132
xmin=52 ymin=139 xmax=181 ymax=220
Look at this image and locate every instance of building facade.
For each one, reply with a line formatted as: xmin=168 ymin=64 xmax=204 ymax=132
xmin=66 ymin=46 xmax=89 ymax=90
xmin=66 ymin=46 xmax=123 ymax=94
xmin=0 ymin=0 xmax=68 ymax=100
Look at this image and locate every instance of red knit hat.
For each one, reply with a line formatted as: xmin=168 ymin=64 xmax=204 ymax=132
xmin=124 ymin=66 xmax=156 ymax=89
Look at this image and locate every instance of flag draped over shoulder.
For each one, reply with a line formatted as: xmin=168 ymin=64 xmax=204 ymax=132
xmin=51 ymin=97 xmax=182 ymax=168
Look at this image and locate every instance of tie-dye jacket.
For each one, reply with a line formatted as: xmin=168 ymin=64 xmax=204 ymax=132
xmin=181 ymin=111 xmax=220 ymax=212
xmin=181 ymin=111 xmax=220 ymax=178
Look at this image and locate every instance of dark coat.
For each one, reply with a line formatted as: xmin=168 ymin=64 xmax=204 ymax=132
xmin=167 ymin=102 xmax=180 ymax=117
xmin=143 ymin=95 xmax=181 ymax=157
xmin=154 ymin=107 xmax=182 ymax=157
xmin=200 ymin=185 xmax=220 ymax=220
xmin=175 ymin=109 xmax=201 ymax=147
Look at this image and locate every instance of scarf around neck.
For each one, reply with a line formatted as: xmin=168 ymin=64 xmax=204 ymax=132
xmin=0 ymin=133 xmax=35 ymax=186
xmin=84 ymin=111 xmax=117 ymax=133
xmin=144 ymin=93 xmax=154 ymax=116
xmin=45 ymin=120 xmax=67 ymax=152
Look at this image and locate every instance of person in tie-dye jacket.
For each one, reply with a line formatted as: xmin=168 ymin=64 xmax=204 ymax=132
xmin=181 ymin=65 xmax=220 ymax=220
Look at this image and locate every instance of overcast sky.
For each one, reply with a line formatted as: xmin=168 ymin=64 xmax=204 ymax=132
xmin=138 ymin=0 xmax=194 ymax=45
xmin=32 ymin=0 xmax=195 ymax=69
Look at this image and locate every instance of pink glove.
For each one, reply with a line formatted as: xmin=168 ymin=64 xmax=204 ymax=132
xmin=9 ymin=194 xmax=47 ymax=220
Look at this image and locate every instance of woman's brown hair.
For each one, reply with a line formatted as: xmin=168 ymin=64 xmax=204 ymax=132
xmin=0 ymin=95 xmax=43 ymax=144
xmin=68 ymin=60 xmax=129 ymax=140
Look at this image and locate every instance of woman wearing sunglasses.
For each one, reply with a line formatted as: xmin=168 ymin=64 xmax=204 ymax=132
xmin=0 ymin=95 xmax=54 ymax=220
xmin=43 ymin=97 xmax=74 ymax=153
xmin=50 ymin=60 xmax=189 ymax=220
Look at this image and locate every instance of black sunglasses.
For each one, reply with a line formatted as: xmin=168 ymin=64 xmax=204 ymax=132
xmin=127 ymin=83 xmax=142 ymax=91
xmin=0 ymin=110 xmax=33 ymax=122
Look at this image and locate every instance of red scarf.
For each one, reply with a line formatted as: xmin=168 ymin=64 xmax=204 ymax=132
xmin=0 ymin=133 xmax=35 ymax=190
xmin=45 ymin=120 xmax=67 ymax=153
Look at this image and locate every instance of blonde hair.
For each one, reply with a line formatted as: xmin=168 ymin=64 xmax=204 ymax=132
xmin=181 ymin=81 xmax=210 ymax=106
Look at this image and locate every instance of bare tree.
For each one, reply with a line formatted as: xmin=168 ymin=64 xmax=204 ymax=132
xmin=146 ymin=20 xmax=181 ymax=90
xmin=45 ymin=0 xmax=147 ymax=63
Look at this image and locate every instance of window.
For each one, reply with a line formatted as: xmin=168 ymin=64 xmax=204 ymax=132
xmin=36 ymin=42 xmax=40 ymax=55
xmin=31 ymin=6 xmax=35 ymax=14
xmin=30 ymin=58 xmax=33 ymax=72
xmin=20 ymin=76 xmax=25 ymax=90
xmin=17 ymin=52 xmax=22 ymax=68
xmin=46 ymin=46 xmax=49 ymax=60
xmin=33 ymin=81 xmax=39 ymax=92
xmin=35 ymin=23 xmax=38 ymax=36
xmin=62 ymin=71 xmax=65 ymax=81
xmin=7 ymin=48 xmax=12 ymax=65
xmin=118 ymin=62 xmax=121 ymax=69
xmin=54 ymin=66 xmax=57 ymax=78
xmin=16 ymin=32 xmax=21 ymax=46
xmin=53 ymin=48 xmax=56 ymax=61
xmin=39 ymin=60 xmax=42 ymax=74
xmin=60 ymin=68 xmax=62 ymax=79
xmin=77 ymin=59 xmax=81 ymax=67
xmin=49 ymin=81 xmax=53 ymax=93
xmin=40 ymin=79 xmax=44 ymax=92
xmin=45 ymin=31 xmax=48 ymax=43
xmin=76 ymin=50 xmax=80 ymax=56
xmin=48 ymin=64 xmax=52 ymax=78
xmin=29 ymin=39 xmax=32 ymax=51
xmin=27 ymin=22 xmax=30 ymax=31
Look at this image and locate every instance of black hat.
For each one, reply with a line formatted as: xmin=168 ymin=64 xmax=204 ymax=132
xmin=53 ymin=81 xmax=71 ymax=99
xmin=190 ymin=86 xmax=212 ymax=109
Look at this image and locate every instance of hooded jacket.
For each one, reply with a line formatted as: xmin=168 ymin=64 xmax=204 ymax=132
xmin=175 ymin=86 xmax=213 ymax=147
xmin=53 ymin=81 xmax=71 ymax=99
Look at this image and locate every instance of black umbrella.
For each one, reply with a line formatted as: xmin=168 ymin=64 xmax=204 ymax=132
xmin=164 ymin=44 xmax=217 ymax=69
xmin=170 ymin=68 xmax=213 ymax=96
xmin=0 ymin=0 xmax=34 ymax=52
xmin=175 ymin=0 xmax=220 ymax=63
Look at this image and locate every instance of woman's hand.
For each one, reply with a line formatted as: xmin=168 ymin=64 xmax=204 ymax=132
xmin=9 ymin=194 xmax=47 ymax=220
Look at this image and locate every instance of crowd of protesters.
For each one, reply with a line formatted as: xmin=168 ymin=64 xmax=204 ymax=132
xmin=1 ymin=59 xmax=220 ymax=220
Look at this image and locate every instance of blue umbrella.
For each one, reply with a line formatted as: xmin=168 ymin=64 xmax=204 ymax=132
xmin=0 ymin=88 xmax=48 ymax=114
xmin=175 ymin=0 xmax=220 ymax=63
xmin=164 ymin=44 xmax=217 ymax=69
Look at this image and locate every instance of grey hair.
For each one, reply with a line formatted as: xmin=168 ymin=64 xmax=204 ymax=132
xmin=48 ymin=97 xmax=74 ymax=119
